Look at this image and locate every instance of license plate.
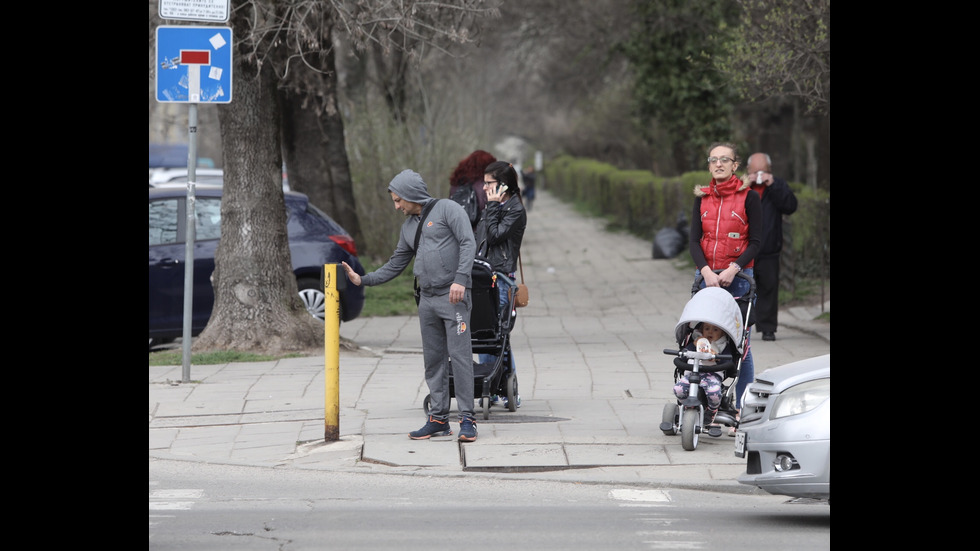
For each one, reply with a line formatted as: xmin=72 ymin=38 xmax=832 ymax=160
xmin=734 ymin=431 xmax=747 ymax=458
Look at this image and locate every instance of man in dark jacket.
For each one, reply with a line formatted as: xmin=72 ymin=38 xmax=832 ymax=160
xmin=341 ymin=169 xmax=479 ymax=441
xmin=745 ymin=153 xmax=798 ymax=341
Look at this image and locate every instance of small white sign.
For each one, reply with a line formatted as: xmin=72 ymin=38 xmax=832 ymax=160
xmin=159 ymin=0 xmax=230 ymax=23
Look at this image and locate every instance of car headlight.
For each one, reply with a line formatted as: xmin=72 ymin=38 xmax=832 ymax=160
xmin=770 ymin=378 xmax=830 ymax=419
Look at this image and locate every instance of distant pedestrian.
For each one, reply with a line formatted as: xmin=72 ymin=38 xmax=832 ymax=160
xmin=744 ymin=153 xmax=798 ymax=342
xmin=341 ymin=169 xmax=479 ymax=442
xmin=521 ymin=165 xmax=536 ymax=212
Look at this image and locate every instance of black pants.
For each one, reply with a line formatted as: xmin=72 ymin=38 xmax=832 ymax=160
xmin=753 ymin=253 xmax=781 ymax=334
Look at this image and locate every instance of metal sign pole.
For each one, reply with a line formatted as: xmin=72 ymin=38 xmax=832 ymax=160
xmin=181 ymin=104 xmax=199 ymax=383
xmin=155 ymin=21 xmax=231 ymax=382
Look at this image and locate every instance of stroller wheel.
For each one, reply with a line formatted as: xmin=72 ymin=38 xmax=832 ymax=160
xmin=660 ymin=403 xmax=679 ymax=435
xmin=506 ymin=372 xmax=518 ymax=412
xmin=482 ymin=397 xmax=490 ymax=420
xmin=422 ymin=394 xmax=432 ymax=415
xmin=681 ymin=409 xmax=700 ymax=451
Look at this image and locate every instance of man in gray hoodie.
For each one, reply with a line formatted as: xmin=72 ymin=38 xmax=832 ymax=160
xmin=342 ymin=170 xmax=479 ymax=441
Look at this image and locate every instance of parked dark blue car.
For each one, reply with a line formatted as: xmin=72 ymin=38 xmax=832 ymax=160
xmin=149 ymin=185 xmax=366 ymax=348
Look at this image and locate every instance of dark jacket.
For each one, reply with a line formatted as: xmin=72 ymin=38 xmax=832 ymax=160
xmin=750 ymin=177 xmax=798 ymax=257
xmin=475 ymin=195 xmax=527 ymax=274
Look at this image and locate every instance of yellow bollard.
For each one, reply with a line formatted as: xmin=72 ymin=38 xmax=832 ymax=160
xmin=323 ymin=263 xmax=343 ymax=441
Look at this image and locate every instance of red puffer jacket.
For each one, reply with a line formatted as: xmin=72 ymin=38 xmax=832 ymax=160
xmin=695 ymin=175 xmax=755 ymax=270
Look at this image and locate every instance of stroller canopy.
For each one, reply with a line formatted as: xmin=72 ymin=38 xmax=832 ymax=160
xmin=674 ymin=287 xmax=745 ymax=354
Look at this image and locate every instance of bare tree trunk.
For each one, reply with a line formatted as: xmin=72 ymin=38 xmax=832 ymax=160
xmin=817 ymin=113 xmax=830 ymax=192
xmin=280 ymin=17 xmax=364 ymax=254
xmin=195 ymin=44 xmax=322 ymax=355
xmin=369 ymin=38 xmax=409 ymax=122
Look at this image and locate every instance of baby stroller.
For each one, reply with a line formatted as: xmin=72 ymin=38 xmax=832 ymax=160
xmin=422 ymin=258 xmax=519 ymax=420
xmin=660 ymin=270 xmax=756 ymax=451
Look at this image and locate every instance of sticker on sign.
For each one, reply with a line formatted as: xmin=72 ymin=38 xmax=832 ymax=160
xmin=159 ymin=0 xmax=230 ymax=23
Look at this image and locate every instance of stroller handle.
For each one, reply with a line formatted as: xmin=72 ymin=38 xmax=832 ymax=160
xmin=663 ymin=348 xmax=733 ymax=363
xmin=692 ymin=269 xmax=756 ymax=298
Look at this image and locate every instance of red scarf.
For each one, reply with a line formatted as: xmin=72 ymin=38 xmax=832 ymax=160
xmin=703 ymin=174 xmax=743 ymax=196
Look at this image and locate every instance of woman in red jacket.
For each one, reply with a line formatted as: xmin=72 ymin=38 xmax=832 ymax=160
xmin=688 ymin=142 xmax=762 ymax=434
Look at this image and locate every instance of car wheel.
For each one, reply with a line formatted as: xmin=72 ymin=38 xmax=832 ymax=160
xmin=297 ymin=277 xmax=331 ymax=322
xmin=149 ymin=336 xmax=174 ymax=351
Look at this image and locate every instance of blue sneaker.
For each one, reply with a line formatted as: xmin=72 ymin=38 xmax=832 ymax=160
xmin=491 ymin=395 xmax=502 ymax=406
xmin=458 ymin=416 xmax=478 ymax=442
xmin=409 ymin=416 xmax=452 ymax=439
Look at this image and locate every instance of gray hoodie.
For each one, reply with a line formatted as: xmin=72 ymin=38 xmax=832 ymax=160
xmin=360 ymin=170 xmax=476 ymax=292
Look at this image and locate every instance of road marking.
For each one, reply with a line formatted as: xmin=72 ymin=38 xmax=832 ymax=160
xmin=150 ymin=489 xmax=204 ymax=499
xmin=149 ymin=501 xmax=196 ymax=510
xmin=149 ymin=488 xmax=204 ymax=511
xmin=609 ymin=489 xmax=671 ymax=502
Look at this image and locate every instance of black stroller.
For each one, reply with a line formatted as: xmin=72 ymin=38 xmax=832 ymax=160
xmin=422 ymin=258 xmax=519 ymax=420
xmin=660 ymin=270 xmax=756 ymax=451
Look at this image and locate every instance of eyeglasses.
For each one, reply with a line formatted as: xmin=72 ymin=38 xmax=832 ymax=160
xmin=483 ymin=180 xmax=498 ymax=186
xmin=707 ymin=156 xmax=734 ymax=164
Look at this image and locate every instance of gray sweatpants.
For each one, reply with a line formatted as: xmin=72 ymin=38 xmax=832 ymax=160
xmin=419 ymin=289 xmax=474 ymax=421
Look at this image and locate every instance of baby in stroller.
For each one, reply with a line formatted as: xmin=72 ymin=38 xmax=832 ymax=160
xmin=661 ymin=285 xmax=749 ymax=450
xmin=672 ymin=321 xmax=736 ymax=426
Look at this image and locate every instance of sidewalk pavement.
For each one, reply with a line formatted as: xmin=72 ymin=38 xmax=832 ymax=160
xmin=149 ymin=189 xmax=830 ymax=493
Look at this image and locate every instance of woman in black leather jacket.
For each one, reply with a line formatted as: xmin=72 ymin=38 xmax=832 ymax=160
xmin=475 ymin=161 xmax=527 ymax=407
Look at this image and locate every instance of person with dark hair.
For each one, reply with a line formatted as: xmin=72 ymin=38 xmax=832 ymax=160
xmin=521 ymin=165 xmax=536 ymax=212
xmin=449 ymin=150 xmax=497 ymax=230
xmin=689 ymin=142 xmax=762 ymax=435
xmin=341 ymin=169 xmax=479 ymax=442
xmin=475 ymin=161 xmax=527 ymax=408
xmin=744 ymin=152 xmax=798 ymax=342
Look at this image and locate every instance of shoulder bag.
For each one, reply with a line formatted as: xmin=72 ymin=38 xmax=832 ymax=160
xmin=514 ymin=254 xmax=529 ymax=308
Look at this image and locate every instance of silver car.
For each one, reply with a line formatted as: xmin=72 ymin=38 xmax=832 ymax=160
xmin=734 ymin=354 xmax=830 ymax=501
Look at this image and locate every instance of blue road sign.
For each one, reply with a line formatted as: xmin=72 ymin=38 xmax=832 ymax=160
xmin=156 ymin=26 xmax=233 ymax=104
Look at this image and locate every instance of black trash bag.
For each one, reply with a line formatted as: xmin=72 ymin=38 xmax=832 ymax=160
xmin=652 ymin=228 xmax=684 ymax=259
xmin=652 ymin=212 xmax=689 ymax=259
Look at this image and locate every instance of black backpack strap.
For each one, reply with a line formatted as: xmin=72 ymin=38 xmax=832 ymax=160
xmin=414 ymin=199 xmax=440 ymax=254
xmin=412 ymin=199 xmax=439 ymax=306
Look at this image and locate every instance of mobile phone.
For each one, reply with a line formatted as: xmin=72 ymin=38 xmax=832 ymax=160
xmin=497 ymin=183 xmax=508 ymax=194
xmin=755 ymin=171 xmax=763 ymax=185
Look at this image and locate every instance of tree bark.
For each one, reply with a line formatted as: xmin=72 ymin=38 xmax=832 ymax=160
xmin=280 ymin=16 xmax=365 ymax=255
xmin=194 ymin=36 xmax=323 ymax=355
